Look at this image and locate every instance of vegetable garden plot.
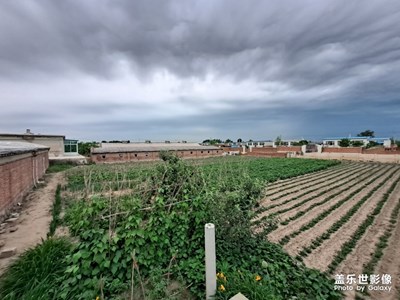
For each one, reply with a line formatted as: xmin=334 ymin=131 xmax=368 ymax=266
xmin=256 ymin=162 xmax=400 ymax=300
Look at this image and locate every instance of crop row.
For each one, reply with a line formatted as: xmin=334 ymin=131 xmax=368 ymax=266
xmin=279 ymin=166 xmax=396 ymax=246
xmin=268 ymin=163 xmax=370 ymax=201
xmin=361 ymin=196 xmax=400 ymax=277
xmin=293 ymin=168 xmax=399 ymax=258
xmin=253 ymin=164 xmax=383 ymax=223
xmin=278 ymin=165 xmax=387 ymax=226
xmin=326 ymin=175 xmax=400 ymax=274
xmin=265 ymin=161 xmax=347 ymax=189
xmin=264 ymin=162 xmax=360 ymax=197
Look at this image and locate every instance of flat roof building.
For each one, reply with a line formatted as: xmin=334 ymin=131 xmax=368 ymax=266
xmin=0 ymin=130 xmax=86 ymax=163
xmin=91 ymin=142 xmax=222 ymax=164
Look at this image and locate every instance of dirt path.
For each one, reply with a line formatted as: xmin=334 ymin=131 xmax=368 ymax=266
xmin=0 ymin=172 xmax=64 ymax=275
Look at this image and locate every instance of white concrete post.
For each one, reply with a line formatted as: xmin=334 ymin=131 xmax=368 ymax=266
xmin=205 ymin=223 xmax=216 ymax=300
xmin=301 ymin=145 xmax=306 ymax=155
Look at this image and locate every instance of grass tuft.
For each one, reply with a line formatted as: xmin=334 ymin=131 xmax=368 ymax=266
xmin=0 ymin=238 xmax=72 ymax=300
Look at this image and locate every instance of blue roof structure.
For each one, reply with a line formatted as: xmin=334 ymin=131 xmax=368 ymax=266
xmin=323 ymin=136 xmax=390 ymax=141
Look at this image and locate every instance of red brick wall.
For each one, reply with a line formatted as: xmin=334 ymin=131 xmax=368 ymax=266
xmin=0 ymin=150 xmax=49 ymax=218
xmin=252 ymin=147 xmax=278 ymax=153
xmin=363 ymin=148 xmax=400 ymax=155
xmin=277 ymin=146 xmax=302 ymax=152
xmin=221 ymin=147 xmax=245 ymax=153
xmin=92 ymin=149 xmax=222 ymax=164
xmin=247 ymin=152 xmax=287 ymax=158
xmin=322 ymin=147 xmax=363 ymax=154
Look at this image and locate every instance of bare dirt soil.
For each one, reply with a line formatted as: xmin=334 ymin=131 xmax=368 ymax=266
xmin=0 ymin=172 xmax=63 ymax=275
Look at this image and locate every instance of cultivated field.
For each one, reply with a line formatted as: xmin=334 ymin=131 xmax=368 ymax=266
xmin=254 ymin=161 xmax=400 ymax=300
xmin=6 ymin=157 xmax=399 ymax=299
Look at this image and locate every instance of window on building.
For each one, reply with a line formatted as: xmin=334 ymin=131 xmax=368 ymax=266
xmin=102 ymin=155 xmax=106 ymax=159
xmin=64 ymin=140 xmax=78 ymax=153
xmin=134 ymin=153 xmax=138 ymax=157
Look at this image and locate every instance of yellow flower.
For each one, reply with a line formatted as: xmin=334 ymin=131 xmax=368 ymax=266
xmin=255 ymin=275 xmax=262 ymax=281
xmin=218 ymin=284 xmax=226 ymax=292
xmin=95 ymin=297 xmax=100 ymax=300
xmin=217 ymin=272 xmax=226 ymax=281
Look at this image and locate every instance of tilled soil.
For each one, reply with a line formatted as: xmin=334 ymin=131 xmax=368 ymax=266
xmin=267 ymin=165 xmax=390 ymax=245
xmin=300 ymin=169 xmax=400 ymax=270
xmin=256 ymin=162 xmax=400 ymax=300
xmin=336 ymin=181 xmax=400 ymax=299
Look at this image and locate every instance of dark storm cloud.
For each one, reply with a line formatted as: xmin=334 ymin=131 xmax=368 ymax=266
xmin=1 ymin=0 xmax=399 ymax=84
xmin=0 ymin=0 xmax=399 ymax=140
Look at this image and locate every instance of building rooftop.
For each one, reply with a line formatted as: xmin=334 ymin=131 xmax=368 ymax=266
xmin=323 ymin=136 xmax=390 ymax=140
xmin=0 ymin=133 xmax=65 ymax=139
xmin=92 ymin=143 xmax=220 ymax=154
xmin=0 ymin=141 xmax=50 ymax=157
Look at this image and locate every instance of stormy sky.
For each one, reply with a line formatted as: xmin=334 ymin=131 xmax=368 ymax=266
xmin=0 ymin=0 xmax=399 ymax=142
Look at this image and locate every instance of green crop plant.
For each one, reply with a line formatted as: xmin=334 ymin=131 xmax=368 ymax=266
xmin=277 ymin=164 xmax=385 ymax=225
xmin=58 ymin=155 xmax=341 ymax=299
xmin=279 ymin=166 xmax=396 ymax=246
xmin=254 ymin=164 xmax=386 ymax=229
xmin=265 ymin=163 xmax=366 ymax=199
xmin=327 ymin=176 xmax=400 ymax=274
xmin=254 ymin=163 xmax=381 ymax=218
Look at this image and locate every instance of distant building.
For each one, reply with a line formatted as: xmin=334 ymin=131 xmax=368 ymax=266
xmin=322 ymin=136 xmax=391 ymax=147
xmin=0 ymin=129 xmax=86 ymax=163
xmin=0 ymin=141 xmax=49 ymax=219
xmin=91 ymin=142 xmax=221 ymax=164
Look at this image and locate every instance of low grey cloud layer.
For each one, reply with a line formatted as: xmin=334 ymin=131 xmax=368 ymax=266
xmin=0 ymin=0 xmax=399 ymax=141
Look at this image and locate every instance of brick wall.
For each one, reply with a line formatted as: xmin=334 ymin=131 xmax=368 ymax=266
xmin=363 ymin=147 xmax=400 ymax=155
xmin=221 ymin=147 xmax=245 ymax=154
xmin=92 ymin=149 xmax=222 ymax=164
xmin=322 ymin=147 xmax=363 ymax=154
xmin=0 ymin=150 xmax=49 ymax=218
xmin=277 ymin=146 xmax=302 ymax=152
xmin=252 ymin=147 xmax=278 ymax=153
xmin=247 ymin=152 xmax=287 ymax=158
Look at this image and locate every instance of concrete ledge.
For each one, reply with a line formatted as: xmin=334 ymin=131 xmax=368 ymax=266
xmin=230 ymin=293 xmax=249 ymax=300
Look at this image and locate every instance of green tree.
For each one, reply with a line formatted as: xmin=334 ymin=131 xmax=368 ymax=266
xmin=338 ymin=138 xmax=351 ymax=147
xmin=293 ymin=140 xmax=309 ymax=146
xmin=78 ymin=142 xmax=99 ymax=156
xmin=366 ymin=141 xmax=378 ymax=148
xmin=237 ymin=138 xmax=242 ymax=143
xmin=357 ymin=130 xmax=374 ymax=137
xmin=275 ymin=136 xmax=282 ymax=146
xmin=350 ymin=141 xmax=364 ymax=147
xmin=225 ymin=139 xmax=233 ymax=144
